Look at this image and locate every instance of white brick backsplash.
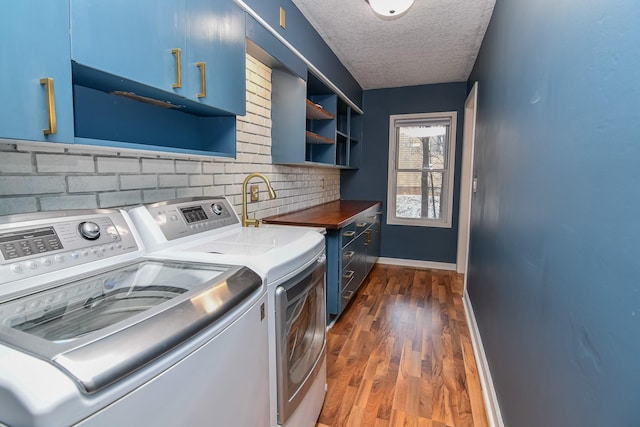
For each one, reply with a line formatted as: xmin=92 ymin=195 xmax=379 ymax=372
xmin=0 ymin=54 xmax=340 ymax=221
xmin=214 ymin=174 xmax=234 ymax=185
xmin=121 ymin=174 xmax=157 ymax=189
xmin=158 ymin=174 xmax=189 ymax=188
xmin=0 ymin=176 xmax=65 ymax=195
xmin=68 ymin=176 xmax=118 ymax=193
xmin=36 ymin=154 xmax=95 ymax=173
xmin=40 ymin=195 xmax=98 ymax=211
xmin=142 ymin=159 xmax=174 ymax=173
xmin=202 ymin=162 xmax=224 ymax=174
xmin=189 ymin=175 xmax=213 ymax=187
xmin=0 ymin=152 xmax=33 ymax=173
xmin=98 ymin=191 xmax=143 ymax=208
xmin=202 ymin=186 xmax=225 ymax=197
xmin=177 ymin=187 xmax=203 ymax=198
xmin=11 ymin=141 xmax=66 ymax=153
xmin=175 ymin=160 xmax=201 ymax=173
xmin=143 ymin=189 xmax=177 ymax=203
xmin=97 ymin=157 xmax=140 ymax=173
xmin=0 ymin=197 xmax=38 ymax=215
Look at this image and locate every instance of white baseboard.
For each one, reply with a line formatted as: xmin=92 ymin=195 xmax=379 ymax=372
xmin=463 ymin=291 xmax=505 ymax=427
xmin=377 ymin=257 xmax=457 ymax=271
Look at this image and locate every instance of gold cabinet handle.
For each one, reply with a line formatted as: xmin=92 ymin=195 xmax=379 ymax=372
xmin=343 ymin=290 xmax=354 ymax=300
xmin=365 ymin=230 xmax=372 ymax=245
xmin=343 ymin=250 xmax=355 ymax=260
xmin=171 ymin=48 xmax=182 ymax=88
xmin=343 ymin=231 xmax=355 ymax=238
xmin=196 ymin=62 xmax=206 ymax=98
xmin=343 ymin=270 xmax=354 ymax=280
xmin=356 ymin=222 xmax=367 ymax=228
xmin=39 ymin=78 xmax=57 ymax=135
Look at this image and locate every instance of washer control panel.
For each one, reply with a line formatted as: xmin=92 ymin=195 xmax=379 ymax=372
xmin=0 ymin=210 xmax=139 ymax=285
xmin=142 ymin=197 xmax=239 ymax=241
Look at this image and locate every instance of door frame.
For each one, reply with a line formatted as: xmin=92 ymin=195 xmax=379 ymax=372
xmin=456 ymin=82 xmax=478 ymax=287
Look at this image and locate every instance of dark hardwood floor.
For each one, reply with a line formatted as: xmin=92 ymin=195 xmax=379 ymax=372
xmin=317 ymin=264 xmax=488 ymax=427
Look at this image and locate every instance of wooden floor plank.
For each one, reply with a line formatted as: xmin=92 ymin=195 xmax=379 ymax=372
xmin=317 ymin=265 xmax=488 ymax=427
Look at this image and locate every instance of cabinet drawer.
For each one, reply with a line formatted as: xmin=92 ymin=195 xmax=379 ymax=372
xmin=341 ymin=222 xmax=357 ymax=246
xmin=341 ymin=267 xmax=355 ymax=292
xmin=341 ymin=272 xmax=360 ymax=308
xmin=341 ymin=241 xmax=356 ymax=269
xmin=356 ymin=206 xmax=381 ymax=230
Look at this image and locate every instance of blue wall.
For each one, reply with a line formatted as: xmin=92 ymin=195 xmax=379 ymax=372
xmin=341 ymin=83 xmax=467 ymax=263
xmin=468 ymin=0 xmax=640 ymax=425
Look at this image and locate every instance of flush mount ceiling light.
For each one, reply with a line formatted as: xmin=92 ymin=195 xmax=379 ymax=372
xmin=367 ymin=0 xmax=415 ymax=19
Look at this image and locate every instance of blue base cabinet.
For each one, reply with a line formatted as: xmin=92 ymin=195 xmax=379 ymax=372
xmin=326 ymin=203 xmax=381 ymax=319
xmin=0 ymin=1 xmax=74 ymax=143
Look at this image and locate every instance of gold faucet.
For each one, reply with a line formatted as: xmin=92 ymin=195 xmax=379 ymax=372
xmin=241 ymin=173 xmax=277 ymax=227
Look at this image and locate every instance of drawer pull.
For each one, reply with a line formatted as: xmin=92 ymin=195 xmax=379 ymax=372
xmin=171 ymin=48 xmax=182 ymax=88
xmin=343 ymin=250 xmax=355 ymax=260
xmin=40 ymin=77 xmax=57 ymax=135
xmin=343 ymin=270 xmax=354 ymax=280
xmin=343 ymin=290 xmax=354 ymax=301
xmin=343 ymin=231 xmax=355 ymax=238
xmin=196 ymin=62 xmax=206 ymax=98
xmin=356 ymin=222 xmax=367 ymax=228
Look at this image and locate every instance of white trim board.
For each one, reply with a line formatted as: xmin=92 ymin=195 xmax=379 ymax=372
xmin=457 ymin=82 xmax=478 ymax=276
xmin=377 ymin=257 xmax=456 ymax=271
xmin=463 ymin=290 xmax=505 ymax=427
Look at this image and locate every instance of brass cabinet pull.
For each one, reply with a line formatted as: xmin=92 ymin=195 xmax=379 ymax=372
xmin=343 ymin=250 xmax=355 ymax=260
xmin=343 ymin=231 xmax=355 ymax=238
xmin=343 ymin=270 xmax=354 ymax=280
xmin=39 ymin=78 xmax=57 ymax=135
xmin=343 ymin=290 xmax=354 ymax=300
xmin=365 ymin=230 xmax=372 ymax=245
xmin=356 ymin=222 xmax=367 ymax=228
xmin=375 ymin=211 xmax=383 ymax=215
xmin=196 ymin=62 xmax=206 ymax=98
xmin=171 ymin=48 xmax=182 ymax=88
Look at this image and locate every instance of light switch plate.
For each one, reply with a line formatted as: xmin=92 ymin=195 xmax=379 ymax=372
xmin=250 ymin=185 xmax=259 ymax=202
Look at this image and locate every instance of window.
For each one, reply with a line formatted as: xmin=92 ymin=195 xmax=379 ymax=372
xmin=387 ymin=112 xmax=457 ymax=227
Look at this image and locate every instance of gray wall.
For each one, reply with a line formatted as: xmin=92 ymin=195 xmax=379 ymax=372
xmin=341 ymin=83 xmax=467 ymax=263
xmin=467 ymin=0 xmax=640 ymax=425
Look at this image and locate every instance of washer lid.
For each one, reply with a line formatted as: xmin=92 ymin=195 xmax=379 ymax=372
xmin=0 ymin=259 xmax=261 ymax=394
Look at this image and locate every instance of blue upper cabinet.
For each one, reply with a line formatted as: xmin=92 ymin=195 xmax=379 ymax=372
xmin=70 ymin=0 xmax=245 ymax=115
xmin=187 ymin=0 xmax=246 ymax=115
xmin=0 ymin=1 xmax=74 ymax=143
xmin=70 ymin=0 xmax=187 ymax=97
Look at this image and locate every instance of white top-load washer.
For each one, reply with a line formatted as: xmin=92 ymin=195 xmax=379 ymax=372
xmin=0 ymin=209 xmax=270 ymax=427
xmin=128 ymin=197 xmax=328 ymax=427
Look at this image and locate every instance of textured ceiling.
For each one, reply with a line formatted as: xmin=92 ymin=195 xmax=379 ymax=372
xmin=291 ymin=0 xmax=496 ymax=90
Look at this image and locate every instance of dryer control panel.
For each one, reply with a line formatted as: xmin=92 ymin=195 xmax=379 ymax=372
xmin=131 ymin=197 xmax=240 ymax=243
xmin=0 ymin=209 xmax=139 ymax=285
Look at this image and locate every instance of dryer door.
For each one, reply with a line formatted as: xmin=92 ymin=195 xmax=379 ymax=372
xmin=275 ymin=254 xmax=326 ymax=424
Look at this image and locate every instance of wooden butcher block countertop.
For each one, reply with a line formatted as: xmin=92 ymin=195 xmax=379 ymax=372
xmin=261 ymin=200 xmax=381 ymax=230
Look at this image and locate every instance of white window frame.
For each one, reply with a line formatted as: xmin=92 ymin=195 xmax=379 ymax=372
xmin=386 ymin=111 xmax=457 ymax=228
